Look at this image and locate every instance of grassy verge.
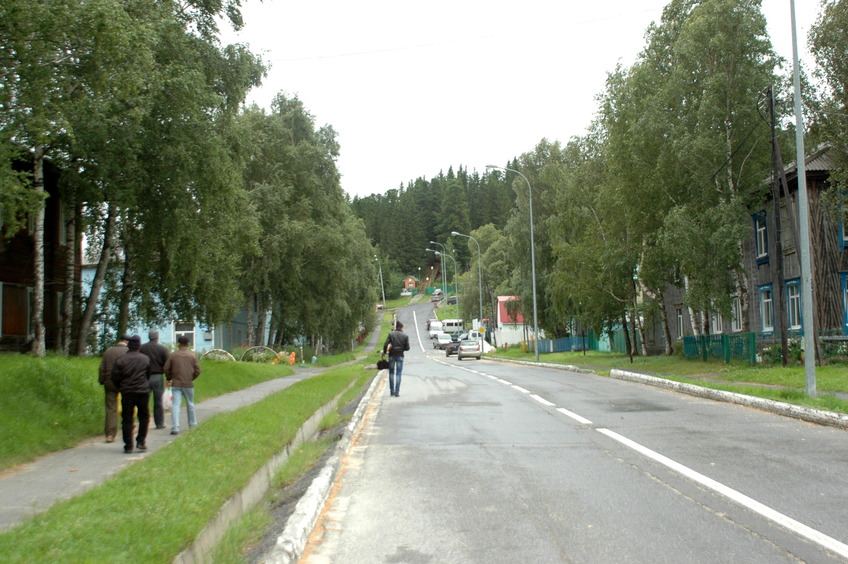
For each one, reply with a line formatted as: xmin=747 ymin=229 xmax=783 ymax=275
xmin=0 ymin=354 xmax=294 ymax=472
xmin=0 ymin=361 xmax=372 ymax=563
xmin=485 ymin=348 xmax=848 ymax=415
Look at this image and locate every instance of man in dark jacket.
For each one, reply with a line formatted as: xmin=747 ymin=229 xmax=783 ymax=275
xmin=111 ymin=335 xmax=151 ymax=453
xmin=382 ymin=321 xmax=410 ymax=397
xmin=98 ymin=334 xmax=129 ymax=443
xmin=140 ymin=329 xmax=169 ymax=430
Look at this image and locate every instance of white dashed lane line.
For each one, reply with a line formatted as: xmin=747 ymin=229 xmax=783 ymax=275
xmin=434 ymin=359 xmax=848 ymax=559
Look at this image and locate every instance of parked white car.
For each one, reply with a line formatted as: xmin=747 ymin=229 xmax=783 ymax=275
xmin=428 ymin=321 xmax=443 ymax=338
xmin=433 ymin=333 xmax=452 ymax=349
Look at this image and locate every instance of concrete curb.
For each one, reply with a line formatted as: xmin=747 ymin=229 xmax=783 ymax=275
xmin=173 ymin=372 xmax=374 ymax=564
xmin=259 ymin=369 xmax=385 ymax=564
xmin=609 ymin=369 xmax=848 ymax=430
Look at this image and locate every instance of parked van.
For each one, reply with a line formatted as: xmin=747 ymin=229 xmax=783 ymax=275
xmin=442 ymin=319 xmax=464 ymax=335
xmin=428 ymin=321 xmax=443 ymax=338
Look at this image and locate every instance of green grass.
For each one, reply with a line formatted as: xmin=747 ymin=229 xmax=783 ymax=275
xmin=0 ymin=354 xmax=294 ymax=472
xmin=485 ymin=348 xmax=848 ymax=415
xmin=0 ymin=361 xmax=370 ymax=563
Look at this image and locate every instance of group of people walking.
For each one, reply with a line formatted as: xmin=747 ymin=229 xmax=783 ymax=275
xmin=98 ymin=330 xmax=201 ymax=454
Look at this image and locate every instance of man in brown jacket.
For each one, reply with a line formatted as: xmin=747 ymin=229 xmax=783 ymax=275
xmin=98 ymin=334 xmax=129 ymax=443
xmin=111 ymin=335 xmax=151 ymax=453
xmin=164 ymin=335 xmax=201 ymax=435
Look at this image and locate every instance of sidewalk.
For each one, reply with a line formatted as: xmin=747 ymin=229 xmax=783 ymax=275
xmin=0 ymin=367 xmax=325 ymax=533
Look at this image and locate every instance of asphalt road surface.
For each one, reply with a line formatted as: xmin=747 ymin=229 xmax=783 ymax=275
xmin=302 ymin=302 xmax=848 ymax=563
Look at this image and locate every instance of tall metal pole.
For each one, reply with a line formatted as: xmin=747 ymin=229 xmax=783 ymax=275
xmin=452 ymin=231 xmax=483 ymax=327
xmin=437 ymin=251 xmax=459 ymax=317
xmin=487 ymin=165 xmax=540 ymax=362
xmin=790 ymin=0 xmax=816 ymax=395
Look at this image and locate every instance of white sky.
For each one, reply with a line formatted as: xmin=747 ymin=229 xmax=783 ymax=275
xmin=221 ymin=1 xmax=822 ymax=199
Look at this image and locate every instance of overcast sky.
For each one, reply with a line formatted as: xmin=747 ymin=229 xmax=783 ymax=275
xmin=221 ymin=1 xmax=822 ymax=199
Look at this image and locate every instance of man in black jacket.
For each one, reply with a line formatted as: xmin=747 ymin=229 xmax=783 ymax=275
xmin=382 ymin=321 xmax=410 ymax=397
xmin=140 ymin=329 xmax=169 ymax=430
xmin=112 ymin=335 xmax=151 ymax=453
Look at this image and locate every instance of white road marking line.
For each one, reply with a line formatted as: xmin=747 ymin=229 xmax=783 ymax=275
xmin=530 ymin=394 xmax=555 ymax=407
xmin=597 ymin=428 xmax=848 ymax=560
xmin=556 ymin=407 xmax=593 ymax=425
xmin=512 ymin=385 xmax=531 ymax=394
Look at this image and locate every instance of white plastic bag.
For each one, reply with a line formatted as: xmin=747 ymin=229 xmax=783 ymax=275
xmin=163 ymin=387 xmax=173 ymax=412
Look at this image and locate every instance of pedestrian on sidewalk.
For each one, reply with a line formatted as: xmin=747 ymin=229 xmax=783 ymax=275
xmin=111 ymin=335 xmax=151 ymax=454
xmin=164 ymin=335 xmax=201 ymax=435
xmin=98 ymin=334 xmax=130 ymax=443
xmin=140 ymin=329 xmax=170 ymax=430
xmin=382 ymin=321 xmax=410 ymax=397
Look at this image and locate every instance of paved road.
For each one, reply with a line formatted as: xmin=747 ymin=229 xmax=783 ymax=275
xmin=302 ymin=301 xmax=848 ymax=563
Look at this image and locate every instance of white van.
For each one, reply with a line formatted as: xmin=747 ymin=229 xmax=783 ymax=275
xmin=442 ymin=319 xmax=464 ymax=335
xmin=428 ymin=321 xmax=443 ymax=338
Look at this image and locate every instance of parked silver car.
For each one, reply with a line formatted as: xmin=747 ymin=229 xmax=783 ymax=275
xmin=433 ymin=333 xmax=452 ymax=349
xmin=457 ymin=339 xmax=481 ymax=360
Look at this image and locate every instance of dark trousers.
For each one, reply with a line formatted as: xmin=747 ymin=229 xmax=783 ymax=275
xmin=149 ymin=374 xmax=165 ymax=428
xmin=121 ymin=392 xmax=150 ymax=449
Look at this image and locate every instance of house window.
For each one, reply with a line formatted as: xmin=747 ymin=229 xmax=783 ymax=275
xmin=754 ymin=213 xmax=768 ymax=264
xmin=174 ymin=321 xmax=194 ymax=347
xmin=676 ymin=307 xmax=684 ymax=339
xmin=786 ymin=280 xmax=802 ymax=330
xmin=731 ymin=295 xmax=743 ymax=332
xmin=710 ymin=311 xmax=723 ymax=334
xmin=759 ymin=285 xmax=774 ymax=332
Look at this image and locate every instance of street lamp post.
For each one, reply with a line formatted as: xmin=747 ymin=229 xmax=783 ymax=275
xmin=452 ymin=231 xmax=483 ymax=328
xmin=425 ymin=248 xmax=444 ymax=297
xmin=487 ymin=165 xmax=540 ymax=362
xmin=436 ymin=251 xmax=459 ymax=317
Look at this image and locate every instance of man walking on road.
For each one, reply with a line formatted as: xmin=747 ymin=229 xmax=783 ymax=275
xmin=140 ymin=329 xmax=169 ymax=430
xmin=164 ymin=335 xmax=201 ymax=435
xmin=382 ymin=321 xmax=410 ymax=397
xmin=111 ymin=335 xmax=151 ymax=454
xmin=98 ymin=334 xmax=129 ymax=443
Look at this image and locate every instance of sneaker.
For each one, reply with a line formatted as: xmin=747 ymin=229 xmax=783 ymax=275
xmin=136 ymin=442 xmax=147 ymax=451
xmin=170 ymin=430 xmax=179 ymax=435
xmin=155 ymin=425 xmax=165 ymax=430
xmin=124 ymin=446 xmax=133 ymax=454
xmin=106 ymin=435 xmax=116 ymax=443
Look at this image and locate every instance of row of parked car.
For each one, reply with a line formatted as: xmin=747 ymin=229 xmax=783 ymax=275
xmin=430 ymin=328 xmax=481 ymax=360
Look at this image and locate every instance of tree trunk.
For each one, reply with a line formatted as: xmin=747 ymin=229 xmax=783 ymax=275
xmin=117 ymin=247 xmax=134 ymax=338
xmin=76 ymin=203 xmax=118 ymax=356
xmin=61 ymin=198 xmax=77 ymax=355
xmin=31 ymin=144 xmax=46 ymax=357
xmin=683 ymin=276 xmax=701 ymax=336
xmin=256 ymin=294 xmax=267 ymax=346
xmin=246 ymin=294 xmax=255 ymax=346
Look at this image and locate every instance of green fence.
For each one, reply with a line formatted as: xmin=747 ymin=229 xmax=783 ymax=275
xmin=683 ymin=333 xmax=757 ymax=365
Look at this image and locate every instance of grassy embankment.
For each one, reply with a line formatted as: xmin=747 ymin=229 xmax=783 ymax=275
xmin=0 ymin=355 xmax=295 ymax=472
xmin=0 ymin=352 xmax=380 ymax=563
xmin=486 ymin=347 xmax=848 ymax=414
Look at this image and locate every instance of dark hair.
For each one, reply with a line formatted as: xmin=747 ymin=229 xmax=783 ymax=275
xmin=177 ymin=335 xmax=190 ymax=345
xmin=395 ymin=322 xmax=403 ymax=329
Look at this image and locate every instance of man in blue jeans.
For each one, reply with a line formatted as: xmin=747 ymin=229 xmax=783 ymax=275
xmin=382 ymin=321 xmax=410 ymax=397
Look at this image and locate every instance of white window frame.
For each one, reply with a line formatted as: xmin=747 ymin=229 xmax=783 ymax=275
xmin=759 ymin=286 xmax=774 ymax=332
xmin=755 ymin=215 xmax=768 ymax=259
xmin=174 ymin=321 xmax=195 ymax=348
xmin=676 ymin=307 xmax=684 ymax=340
xmin=787 ymin=281 xmax=802 ymax=330
xmin=710 ymin=311 xmax=723 ymax=334
xmin=731 ymin=295 xmax=743 ymax=332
